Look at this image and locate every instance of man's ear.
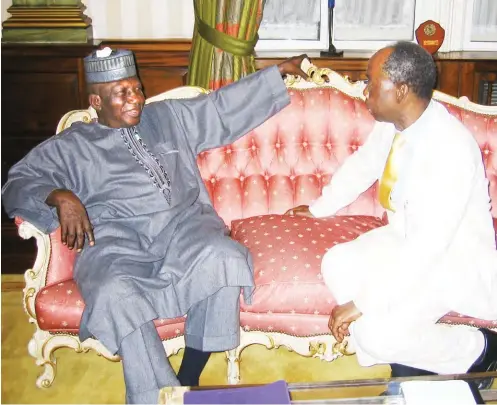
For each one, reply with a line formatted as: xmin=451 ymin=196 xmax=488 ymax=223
xmin=396 ymin=83 xmax=409 ymax=103
xmin=89 ymin=94 xmax=102 ymax=112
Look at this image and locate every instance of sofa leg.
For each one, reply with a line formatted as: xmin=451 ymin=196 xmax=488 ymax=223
xmin=226 ymin=348 xmax=241 ymax=385
xmin=28 ymin=329 xmax=57 ymax=388
xmin=27 ymin=329 xmax=115 ymax=389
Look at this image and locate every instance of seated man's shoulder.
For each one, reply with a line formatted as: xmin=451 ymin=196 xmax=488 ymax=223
xmin=431 ymin=102 xmax=476 ymax=143
xmin=56 ymin=120 xmax=94 ymax=138
xmin=37 ymin=122 xmax=99 ymax=155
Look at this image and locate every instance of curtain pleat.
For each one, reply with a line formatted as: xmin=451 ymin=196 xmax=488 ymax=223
xmin=187 ymin=0 xmax=266 ymax=90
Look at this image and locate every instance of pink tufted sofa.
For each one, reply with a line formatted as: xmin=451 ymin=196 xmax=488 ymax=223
xmin=18 ymin=65 xmax=497 ymax=389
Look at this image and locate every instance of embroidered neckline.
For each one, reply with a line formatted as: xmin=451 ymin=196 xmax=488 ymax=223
xmin=121 ymin=127 xmax=172 ymax=205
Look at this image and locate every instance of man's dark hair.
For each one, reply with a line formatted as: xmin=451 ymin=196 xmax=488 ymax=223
xmin=383 ymin=41 xmax=437 ymax=100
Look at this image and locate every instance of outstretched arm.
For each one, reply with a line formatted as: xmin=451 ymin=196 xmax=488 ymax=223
xmin=170 ymin=56 xmax=310 ymax=155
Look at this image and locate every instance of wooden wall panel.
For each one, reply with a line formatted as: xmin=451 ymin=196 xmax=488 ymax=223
xmin=459 ymin=62 xmax=476 ymax=100
xmin=139 ymin=68 xmax=188 ymax=98
xmin=3 ymin=73 xmax=81 ymax=135
xmin=436 ymin=61 xmax=460 ymax=97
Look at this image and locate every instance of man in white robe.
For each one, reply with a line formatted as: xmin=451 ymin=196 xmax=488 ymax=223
xmin=287 ymin=42 xmax=497 ymax=383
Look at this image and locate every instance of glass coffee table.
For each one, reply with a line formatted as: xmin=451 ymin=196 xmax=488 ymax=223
xmin=288 ymin=372 xmax=497 ymax=404
xmin=160 ymin=372 xmax=497 ymax=404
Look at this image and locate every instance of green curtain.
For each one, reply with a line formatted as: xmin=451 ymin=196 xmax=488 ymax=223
xmin=187 ymin=0 xmax=266 ymax=90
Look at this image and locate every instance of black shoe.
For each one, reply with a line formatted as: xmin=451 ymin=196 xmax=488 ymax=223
xmin=390 ymin=363 xmax=437 ymax=378
xmin=467 ymin=328 xmax=497 ymax=390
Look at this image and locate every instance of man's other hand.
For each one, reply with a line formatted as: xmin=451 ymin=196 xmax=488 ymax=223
xmin=329 ymin=301 xmax=362 ymax=343
xmin=46 ymin=189 xmax=95 ymax=252
xmin=284 ymin=205 xmax=314 ymax=218
xmin=277 ymin=54 xmax=310 ymax=80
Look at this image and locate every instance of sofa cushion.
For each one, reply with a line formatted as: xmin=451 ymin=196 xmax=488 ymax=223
xmin=35 ymin=279 xmax=185 ymax=339
xmin=232 ymin=214 xmax=385 ymax=318
xmin=232 ymin=214 xmax=497 ymax=336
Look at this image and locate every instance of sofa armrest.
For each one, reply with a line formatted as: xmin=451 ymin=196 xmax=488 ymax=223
xmin=15 ymin=218 xmax=77 ymax=321
xmin=16 ymin=218 xmax=52 ymax=324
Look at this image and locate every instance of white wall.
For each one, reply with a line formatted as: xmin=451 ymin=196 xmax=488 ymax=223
xmin=1 ymin=0 xmax=194 ymax=39
xmin=2 ymin=0 xmax=13 ymax=25
xmin=82 ymin=0 xmax=194 ymax=39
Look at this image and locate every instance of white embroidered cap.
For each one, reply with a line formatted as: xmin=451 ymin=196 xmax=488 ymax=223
xmin=84 ymin=47 xmax=137 ymax=84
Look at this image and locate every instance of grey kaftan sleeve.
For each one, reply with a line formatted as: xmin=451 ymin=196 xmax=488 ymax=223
xmin=168 ymin=66 xmax=290 ymax=155
xmin=2 ymin=137 xmax=73 ymax=233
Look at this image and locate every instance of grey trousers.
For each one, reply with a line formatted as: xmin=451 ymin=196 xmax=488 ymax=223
xmin=119 ymin=286 xmax=241 ymax=404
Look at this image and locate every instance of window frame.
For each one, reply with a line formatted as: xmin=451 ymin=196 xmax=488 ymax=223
xmin=255 ymin=0 xmax=329 ymax=51
xmin=461 ymin=0 xmax=497 ymax=50
xmin=332 ymin=0 xmax=417 ymax=45
xmin=255 ymin=0 xmax=497 ymax=52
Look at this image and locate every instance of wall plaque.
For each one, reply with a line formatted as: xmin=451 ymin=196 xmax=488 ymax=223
xmin=415 ymin=20 xmax=445 ymax=54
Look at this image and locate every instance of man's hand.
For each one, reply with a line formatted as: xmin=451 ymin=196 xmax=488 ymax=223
xmin=46 ymin=189 xmax=95 ymax=252
xmin=277 ymin=54 xmax=310 ymax=80
xmin=329 ymin=301 xmax=362 ymax=343
xmin=284 ymin=205 xmax=314 ymax=218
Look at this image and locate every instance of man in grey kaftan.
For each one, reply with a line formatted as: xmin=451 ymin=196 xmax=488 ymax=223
xmin=2 ymin=48 xmax=308 ymax=404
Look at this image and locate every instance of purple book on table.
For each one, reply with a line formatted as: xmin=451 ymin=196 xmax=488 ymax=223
xmin=184 ymin=380 xmax=291 ymax=404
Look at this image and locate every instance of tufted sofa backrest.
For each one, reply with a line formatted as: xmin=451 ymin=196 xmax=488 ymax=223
xmin=197 ymin=87 xmax=381 ymax=226
xmin=197 ymin=86 xmax=497 ymax=227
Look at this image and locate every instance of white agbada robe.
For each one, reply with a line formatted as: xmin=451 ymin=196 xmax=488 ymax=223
xmin=310 ymin=100 xmax=497 ymax=374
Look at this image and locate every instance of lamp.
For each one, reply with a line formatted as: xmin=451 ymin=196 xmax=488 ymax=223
xmin=320 ymin=0 xmax=343 ymax=57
